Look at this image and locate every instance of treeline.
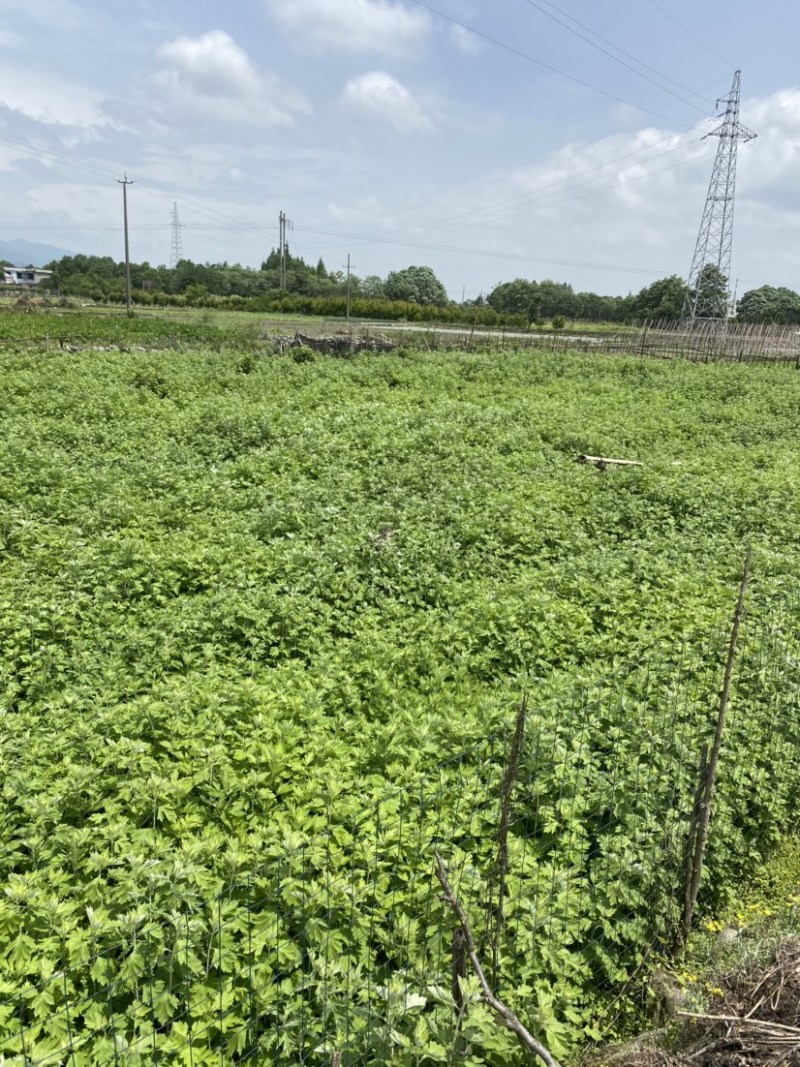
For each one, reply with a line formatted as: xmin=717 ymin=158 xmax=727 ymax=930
xmin=36 ymin=251 xmax=800 ymax=326
xmin=41 ymin=252 xmax=450 ymax=307
xmin=485 ymin=273 xmax=688 ymax=322
xmin=38 ymin=251 xmax=670 ymax=324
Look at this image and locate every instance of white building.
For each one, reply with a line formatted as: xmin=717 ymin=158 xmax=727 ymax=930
xmin=2 ymin=266 xmax=53 ymax=286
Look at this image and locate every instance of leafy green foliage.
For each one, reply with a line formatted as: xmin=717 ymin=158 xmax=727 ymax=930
xmin=486 ymin=277 xmax=633 ymax=323
xmin=630 ymin=274 xmax=688 ymax=321
xmin=689 ymin=264 xmax=730 ymax=319
xmin=736 ymin=285 xmax=800 ymax=324
xmin=384 ymin=266 xmax=449 ymax=307
xmin=33 ymin=254 xmax=668 ymax=326
xmin=0 ymin=308 xmax=264 ymax=348
xmin=2 ymin=340 xmax=800 ymax=1062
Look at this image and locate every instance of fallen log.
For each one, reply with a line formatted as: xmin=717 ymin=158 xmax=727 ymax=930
xmin=578 ymin=454 xmax=643 ymax=470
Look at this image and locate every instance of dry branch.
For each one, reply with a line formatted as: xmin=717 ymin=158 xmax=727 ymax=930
xmin=577 ymin=455 xmax=643 ymax=469
xmin=677 ymin=1012 xmax=800 ymax=1038
xmin=434 ymin=853 xmax=561 ymax=1067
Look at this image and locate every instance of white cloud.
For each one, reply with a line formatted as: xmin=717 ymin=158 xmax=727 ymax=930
xmin=20 ymin=180 xmax=119 ymax=229
xmin=342 ymin=71 xmax=433 ymax=133
xmin=0 ymin=66 xmax=108 ymax=127
xmin=387 ymin=89 xmax=800 ymax=292
xmin=158 ymin=31 xmax=262 ymax=100
xmin=263 ymin=0 xmax=430 ymax=55
xmin=386 ymin=124 xmax=717 ymax=292
xmin=155 ymin=30 xmax=309 ymax=126
xmin=0 ymin=142 xmax=26 ymax=173
xmin=326 ymin=193 xmax=385 ymax=223
xmin=448 ymin=24 xmax=483 ymax=54
xmin=738 ymin=89 xmax=800 ymax=205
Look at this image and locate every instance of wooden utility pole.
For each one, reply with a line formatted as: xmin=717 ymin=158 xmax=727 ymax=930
xmin=116 ymin=174 xmax=135 ymax=317
xmin=345 ymin=254 xmax=352 ymax=321
xmin=279 ymin=211 xmax=286 ymax=291
xmin=278 ymin=211 xmax=293 ymax=292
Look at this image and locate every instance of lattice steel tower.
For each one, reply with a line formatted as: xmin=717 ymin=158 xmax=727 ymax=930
xmin=683 ymin=70 xmax=756 ymax=322
xmin=170 ymin=202 xmax=184 ymax=268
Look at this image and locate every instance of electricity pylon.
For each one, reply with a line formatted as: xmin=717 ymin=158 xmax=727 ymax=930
xmin=683 ymin=70 xmax=756 ymax=323
xmin=170 ymin=202 xmax=184 ymax=268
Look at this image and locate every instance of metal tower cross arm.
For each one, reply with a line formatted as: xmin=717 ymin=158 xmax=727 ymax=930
xmin=683 ymin=70 xmax=757 ymax=323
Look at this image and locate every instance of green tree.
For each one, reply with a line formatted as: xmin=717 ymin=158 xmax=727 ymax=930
xmin=736 ymin=285 xmax=800 ymax=324
xmin=486 ymin=278 xmax=539 ymax=316
xmin=630 ymin=275 xmax=688 ymax=322
xmin=384 ymin=265 xmax=449 ymax=306
xmin=690 ymin=263 xmax=730 ymax=319
xmin=361 ymin=274 xmax=386 ymax=299
xmin=536 ymin=279 xmax=577 ymax=319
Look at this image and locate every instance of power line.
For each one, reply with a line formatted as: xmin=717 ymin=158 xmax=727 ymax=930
xmin=0 ymin=129 xmax=119 ymax=183
xmin=518 ymin=0 xmax=709 ymax=113
xmin=0 ymin=68 xmax=724 ymax=262
xmin=0 ymin=127 xmax=280 ymax=243
xmin=0 ymin=137 xmax=705 ymax=248
xmin=407 ymin=0 xmax=699 ymax=129
xmin=283 ymin=146 xmax=716 ymax=275
xmin=0 ymin=222 xmax=265 ymax=232
xmin=395 ymin=132 xmax=709 ymax=241
xmin=131 ymin=148 xmax=719 ymax=271
xmin=525 ymin=0 xmax=713 ymax=106
xmin=0 ymin=129 xmax=277 ymax=238
xmin=319 ymin=74 xmax=724 ymax=247
xmin=427 ymin=143 xmax=709 ymax=237
xmin=134 ymin=182 xmax=278 ymax=241
xmin=646 ymin=0 xmax=736 ymax=69
xmin=324 ymin=118 xmax=711 ymax=251
xmin=0 ymin=88 xmax=731 ymax=289
xmin=0 ymin=138 xmax=712 ymax=279
xmin=294 ymin=224 xmax=676 ymax=278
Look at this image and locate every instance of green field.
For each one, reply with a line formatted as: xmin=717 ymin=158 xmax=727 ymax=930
xmin=0 ymin=297 xmax=640 ymax=339
xmin=2 ymin=336 xmax=800 ymax=1063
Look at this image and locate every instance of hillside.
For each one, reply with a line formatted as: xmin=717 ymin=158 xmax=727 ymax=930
xmin=0 ymin=237 xmax=73 ymax=267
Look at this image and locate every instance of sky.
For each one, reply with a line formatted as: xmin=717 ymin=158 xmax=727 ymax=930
xmin=1 ymin=0 xmax=799 ymax=301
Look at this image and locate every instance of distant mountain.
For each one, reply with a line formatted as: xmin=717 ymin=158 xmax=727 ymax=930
xmin=0 ymin=239 xmax=74 ymax=267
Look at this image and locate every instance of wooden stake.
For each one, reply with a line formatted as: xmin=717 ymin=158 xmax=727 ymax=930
xmin=487 ymin=695 xmax=527 ymax=988
xmin=680 ymin=548 xmax=751 ymax=944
